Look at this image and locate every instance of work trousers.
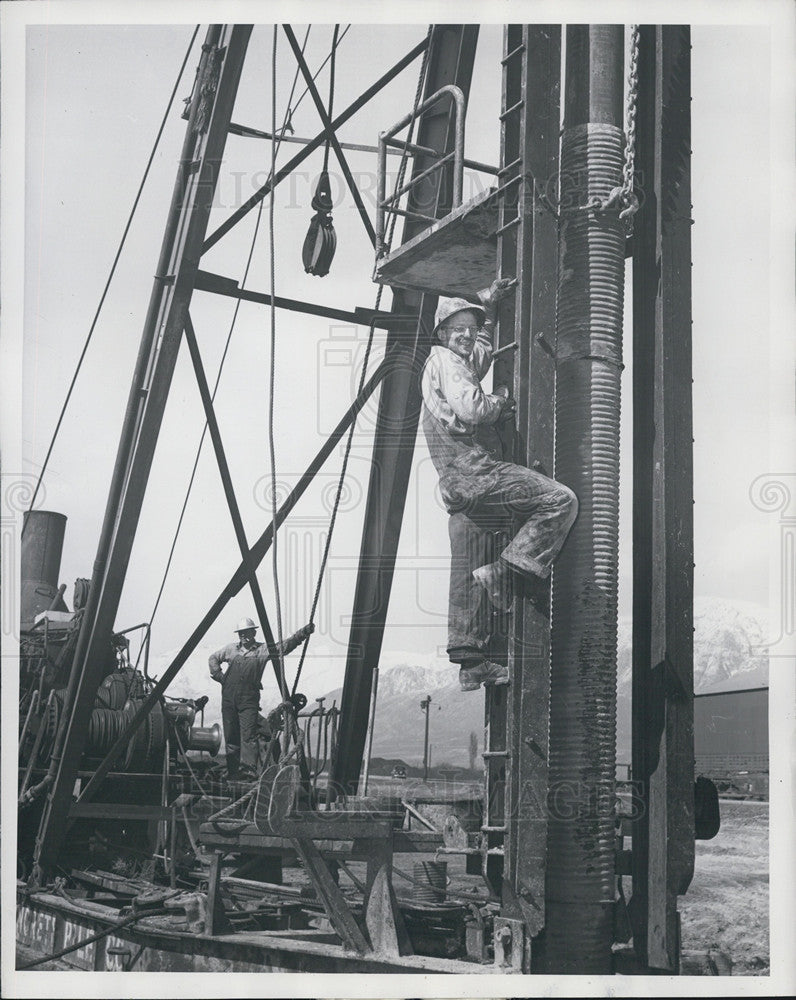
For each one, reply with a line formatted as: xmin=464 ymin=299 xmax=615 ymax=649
xmin=442 ymin=451 xmax=578 ymax=661
xmin=221 ymin=695 xmax=259 ymax=775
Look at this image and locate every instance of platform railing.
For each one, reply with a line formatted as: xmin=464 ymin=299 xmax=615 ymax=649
xmin=376 ymin=85 xmax=466 ymax=255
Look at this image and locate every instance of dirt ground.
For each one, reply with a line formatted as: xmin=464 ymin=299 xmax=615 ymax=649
xmin=678 ymin=798 xmax=769 ymax=975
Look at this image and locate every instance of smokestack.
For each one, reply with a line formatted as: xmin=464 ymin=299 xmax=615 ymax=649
xmin=21 ymin=511 xmax=69 ymax=623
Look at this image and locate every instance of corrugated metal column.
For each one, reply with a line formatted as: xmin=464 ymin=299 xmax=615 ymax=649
xmin=32 ymin=25 xmax=252 ymax=878
xmin=543 ymin=25 xmax=625 ymax=974
xmin=630 ymin=25 xmax=694 ymax=972
xmin=490 ymin=24 xmax=561 ymax=953
xmin=332 ymin=25 xmax=479 ymax=795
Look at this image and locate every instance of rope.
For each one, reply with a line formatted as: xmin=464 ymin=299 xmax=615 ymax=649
xmin=290 ymin=25 xmax=433 ymax=697
xmin=321 ymin=25 xmax=340 ymax=173
xmin=268 ymin=26 xmax=288 ymax=723
xmin=147 ymin=27 xmax=311 ymax=632
xmin=22 ymin=26 xmax=201 ymax=532
xmin=206 ymin=785 xmax=256 ymax=822
xmin=290 ymin=26 xmax=350 ymax=120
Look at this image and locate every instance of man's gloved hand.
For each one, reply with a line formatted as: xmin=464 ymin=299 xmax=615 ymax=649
xmin=494 ymin=384 xmax=517 ymax=421
xmin=477 ymin=276 xmax=517 ymax=312
xmin=299 ymin=622 xmax=315 ymax=641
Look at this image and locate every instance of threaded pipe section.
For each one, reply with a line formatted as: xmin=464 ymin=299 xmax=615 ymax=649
xmin=412 ymin=860 xmax=448 ymax=904
xmin=544 ymin=123 xmax=625 ymax=974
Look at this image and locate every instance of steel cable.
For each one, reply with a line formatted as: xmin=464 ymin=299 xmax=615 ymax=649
xmin=17 ymin=905 xmax=170 ymax=969
xmin=268 ymin=26 xmax=289 ymax=729
xmin=146 ymin=27 xmax=311 ymax=631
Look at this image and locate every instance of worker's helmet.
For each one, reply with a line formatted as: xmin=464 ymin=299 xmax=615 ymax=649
xmin=432 ymin=297 xmax=485 ymax=339
xmin=234 ymin=617 xmax=257 ymax=633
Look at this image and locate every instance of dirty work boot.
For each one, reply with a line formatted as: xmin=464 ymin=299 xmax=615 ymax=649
xmin=459 ymin=660 xmax=509 ymax=692
xmin=472 ymin=560 xmax=512 ymax=611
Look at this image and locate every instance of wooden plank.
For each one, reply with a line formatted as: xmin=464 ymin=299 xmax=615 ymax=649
xmin=362 ymin=831 xmax=413 ymax=957
xmin=197 ymin=823 xmax=441 ymax=854
xmin=631 ymin=25 xmax=695 ymax=973
xmin=205 ymin=852 xmax=232 ymax=935
xmin=68 ymin=802 xmax=171 ymax=821
xmin=291 ymin=837 xmax=370 ymax=954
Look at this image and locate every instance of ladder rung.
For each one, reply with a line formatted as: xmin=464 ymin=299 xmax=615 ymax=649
xmin=499 ymin=99 xmax=525 ymax=121
xmin=481 ymin=825 xmax=507 ymax=833
xmin=482 ymin=750 xmax=509 ymax=759
xmin=496 ymin=216 xmax=521 ymax=238
xmin=494 ymin=174 xmax=523 ymax=198
xmin=501 ymin=43 xmax=526 ymax=66
xmin=486 ymin=847 xmax=505 ymax=856
xmin=498 ymin=156 xmax=522 ymax=177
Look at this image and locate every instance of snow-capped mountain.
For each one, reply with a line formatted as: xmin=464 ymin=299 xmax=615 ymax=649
xmin=147 ymin=598 xmax=770 ymax=765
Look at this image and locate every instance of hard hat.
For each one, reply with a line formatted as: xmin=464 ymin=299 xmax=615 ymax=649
xmin=234 ymin=617 xmax=257 ymax=633
xmin=432 ymin=297 xmax=485 ymax=338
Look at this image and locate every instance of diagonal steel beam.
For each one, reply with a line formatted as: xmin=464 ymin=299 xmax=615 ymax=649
xmin=283 ymin=24 xmax=376 ymax=248
xmin=182 ymin=313 xmax=289 ymax=698
xmin=331 ymin=24 xmax=481 ymax=795
xmin=202 ymin=35 xmax=429 ymax=253
xmin=74 ymin=360 xmax=390 ymax=806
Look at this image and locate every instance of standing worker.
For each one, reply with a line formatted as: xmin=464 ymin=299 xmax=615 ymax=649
xmin=209 ymin=617 xmax=313 ymax=780
xmin=421 ymin=278 xmax=578 ymax=691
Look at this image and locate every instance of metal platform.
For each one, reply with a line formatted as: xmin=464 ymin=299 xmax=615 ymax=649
xmin=373 ymin=187 xmax=500 ymax=298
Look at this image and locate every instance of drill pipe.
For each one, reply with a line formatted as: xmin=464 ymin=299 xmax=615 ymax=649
xmin=544 ymin=25 xmax=625 ymax=974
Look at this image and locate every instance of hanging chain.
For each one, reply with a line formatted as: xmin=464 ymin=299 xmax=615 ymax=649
xmin=619 ymin=24 xmax=641 ymax=220
xmin=604 ymin=23 xmax=641 ymax=224
xmin=570 ymin=24 xmax=640 ymax=224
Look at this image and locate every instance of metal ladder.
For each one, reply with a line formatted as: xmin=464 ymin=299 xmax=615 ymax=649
xmin=479 ymin=26 xmax=562 ymax=963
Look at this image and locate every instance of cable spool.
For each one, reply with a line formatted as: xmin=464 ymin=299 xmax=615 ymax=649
xmin=95 ymin=667 xmax=146 ymax=710
xmin=186 ymin=723 xmax=222 ymax=756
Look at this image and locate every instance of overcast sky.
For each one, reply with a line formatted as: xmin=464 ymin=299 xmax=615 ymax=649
xmin=11 ymin=14 xmax=794 ymax=706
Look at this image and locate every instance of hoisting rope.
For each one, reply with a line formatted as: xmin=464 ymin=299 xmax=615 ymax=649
xmin=22 ymin=25 xmax=201 ymax=535
xmin=290 ymin=25 xmax=434 ymax=697
xmin=291 ymin=26 xmax=350 ymax=123
xmin=268 ymin=26 xmax=299 ymax=762
xmin=146 ymin=28 xmax=312 ymax=632
xmin=321 ymin=25 xmax=339 ymax=175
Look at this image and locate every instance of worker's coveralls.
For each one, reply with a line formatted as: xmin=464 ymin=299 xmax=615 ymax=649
xmin=421 ymin=328 xmax=578 ymax=664
xmin=208 ymin=630 xmax=304 ymax=776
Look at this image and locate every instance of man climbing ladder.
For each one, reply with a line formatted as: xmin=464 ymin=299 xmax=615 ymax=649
xmin=421 ymin=278 xmax=578 ymax=691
